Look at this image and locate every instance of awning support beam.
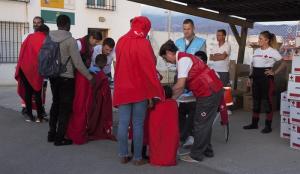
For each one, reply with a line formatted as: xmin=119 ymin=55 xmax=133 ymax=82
xmin=229 ymin=24 xmax=248 ymax=89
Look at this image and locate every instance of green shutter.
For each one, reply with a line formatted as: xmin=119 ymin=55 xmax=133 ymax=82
xmin=97 ymin=0 xmax=105 ymax=6
xmin=87 ymin=0 xmax=95 ymax=6
xmin=41 ymin=10 xmax=75 ymax=25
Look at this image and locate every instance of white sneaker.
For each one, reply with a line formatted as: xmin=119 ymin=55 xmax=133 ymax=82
xmin=177 ymin=148 xmax=191 ymax=156
xmin=183 ymin=136 xmax=194 ymax=148
xmin=180 ymin=155 xmax=202 ymax=163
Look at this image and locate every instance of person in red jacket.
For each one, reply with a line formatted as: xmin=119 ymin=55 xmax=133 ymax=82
xmin=114 ymin=16 xmax=164 ymax=165
xmin=159 ymin=40 xmax=224 ymax=163
xmin=15 ymin=24 xmax=49 ymax=123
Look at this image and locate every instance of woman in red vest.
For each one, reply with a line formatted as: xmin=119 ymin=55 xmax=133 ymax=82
xmin=15 ymin=24 xmax=49 ymax=123
xmin=159 ymin=40 xmax=224 ymax=163
xmin=66 ymin=31 xmax=102 ymax=144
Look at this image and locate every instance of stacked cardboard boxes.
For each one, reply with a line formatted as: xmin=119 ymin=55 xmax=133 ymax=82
xmin=280 ymin=91 xmax=291 ymax=139
xmin=287 ymin=54 xmax=300 ymax=150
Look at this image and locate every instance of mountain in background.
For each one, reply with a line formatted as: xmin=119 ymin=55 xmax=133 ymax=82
xmin=142 ymin=9 xmax=298 ymax=39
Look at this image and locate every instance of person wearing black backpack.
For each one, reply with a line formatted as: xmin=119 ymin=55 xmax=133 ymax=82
xmin=47 ymin=15 xmax=95 ymax=146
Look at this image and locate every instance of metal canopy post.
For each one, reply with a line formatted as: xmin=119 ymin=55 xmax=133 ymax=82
xmin=229 ymin=24 xmax=249 ymax=89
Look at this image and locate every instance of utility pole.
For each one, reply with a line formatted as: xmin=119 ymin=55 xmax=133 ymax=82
xmin=167 ymin=10 xmax=172 ymax=39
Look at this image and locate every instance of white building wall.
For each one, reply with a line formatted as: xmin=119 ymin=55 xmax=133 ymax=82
xmin=0 ymin=1 xmax=28 ymax=22
xmin=0 ymin=0 xmax=28 ymax=86
xmin=0 ymin=0 xmax=141 ymax=85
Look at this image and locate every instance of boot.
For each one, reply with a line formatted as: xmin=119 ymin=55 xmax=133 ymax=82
xmin=261 ymin=120 xmax=272 ymax=134
xmin=243 ymin=117 xmax=259 ymax=129
xmin=47 ymin=131 xmax=56 ymax=142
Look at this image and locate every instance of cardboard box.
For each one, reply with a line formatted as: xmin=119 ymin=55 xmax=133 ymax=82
xmin=243 ymin=93 xmax=253 ymax=112
xmin=243 ymin=93 xmax=278 ymax=112
xmin=231 ymin=90 xmax=243 ymax=110
xmin=290 ymin=100 xmax=300 ymax=126
xmin=290 ymin=124 xmax=300 ymax=150
xmin=229 ymin=61 xmax=250 ymax=87
xmin=287 ymin=74 xmax=300 ymax=100
xmin=280 ymin=91 xmax=290 ymax=117
xmin=237 ymin=76 xmax=250 ymax=93
xmin=280 ymin=115 xmax=291 ymax=139
xmin=292 ymin=55 xmax=300 ymax=75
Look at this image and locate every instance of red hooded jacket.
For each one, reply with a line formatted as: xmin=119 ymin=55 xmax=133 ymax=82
xmin=113 ymin=16 xmax=164 ymax=106
xmin=15 ymin=32 xmax=46 ymax=97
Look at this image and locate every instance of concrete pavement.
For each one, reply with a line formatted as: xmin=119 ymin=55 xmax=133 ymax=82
xmin=0 ymin=86 xmax=299 ymax=174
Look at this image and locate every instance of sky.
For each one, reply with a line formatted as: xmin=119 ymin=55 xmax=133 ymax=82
xmin=141 ymin=5 xmax=300 ymax=26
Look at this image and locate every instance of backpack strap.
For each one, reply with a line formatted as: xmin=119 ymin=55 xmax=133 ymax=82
xmin=63 ymin=56 xmax=71 ymax=66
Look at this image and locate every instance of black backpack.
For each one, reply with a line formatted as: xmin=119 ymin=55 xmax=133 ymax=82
xmin=38 ymin=35 xmax=70 ymax=78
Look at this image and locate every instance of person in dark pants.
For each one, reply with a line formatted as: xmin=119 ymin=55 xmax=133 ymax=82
xmin=178 ymin=102 xmax=196 ymax=144
xmin=15 ymin=25 xmax=49 ymax=122
xmin=243 ymin=31 xmax=286 ymax=133
xmin=174 ymin=73 xmax=196 ymax=146
xmin=19 ymin=70 xmax=43 ymax=122
xmin=175 ymin=19 xmax=207 ymax=147
xmin=159 ymin=40 xmax=223 ymax=163
xmin=21 ymin=16 xmax=48 ymax=120
xmin=47 ymin=15 xmax=94 ymax=146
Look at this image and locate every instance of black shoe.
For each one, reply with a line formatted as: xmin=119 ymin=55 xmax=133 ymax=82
xmin=21 ymin=107 xmax=27 ymax=115
xmin=261 ymin=120 xmax=272 ymax=134
xmin=204 ymin=149 xmax=214 ymax=158
xmin=204 ymin=144 xmax=214 ymax=158
xmin=243 ymin=117 xmax=259 ymax=129
xmin=48 ymin=132 xmax=56 ymax=142
xmin=54 ymin=138 xmax=73 ymax=146
xmin=42 ymin=117 xmax=49 ymax=122
xmin=24 ymin=114 xmax=35 ymax=122
xmin=41 ymin=108 xmax=47 ymax=117
xmin=204 ymin=150 xmax=214 ymax=158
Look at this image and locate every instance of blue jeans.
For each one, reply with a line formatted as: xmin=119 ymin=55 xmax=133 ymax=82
xmin=118 ymin=100 xmax=147 ymax=160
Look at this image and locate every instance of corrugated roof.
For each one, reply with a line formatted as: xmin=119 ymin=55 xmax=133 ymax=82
xmin=175 ymin=0 xmax=300 ymax=22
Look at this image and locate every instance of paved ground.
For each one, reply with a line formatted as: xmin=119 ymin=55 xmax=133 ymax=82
xmin=0 ymin=86 xmax=299 ymax=174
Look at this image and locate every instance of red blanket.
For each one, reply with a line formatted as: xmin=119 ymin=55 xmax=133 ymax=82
xmin=15 ymin=32 xmax=46 ymax=100
xmin=86 ymin=71 xmax=115 ymax=141
xmin=149 ymin=99 xmax=179 ymax=166
xmin=67 ymin=71 xmax=115 ymax=144
xmin=113 ymin=16 xmax=164 ymax=107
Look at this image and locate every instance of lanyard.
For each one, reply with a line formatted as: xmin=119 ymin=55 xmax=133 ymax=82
xmin=185 ymin=37 xmax=195 ymax=53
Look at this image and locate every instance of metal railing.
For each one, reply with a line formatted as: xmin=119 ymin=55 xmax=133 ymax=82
xmin=86 ymin=0 xmax=116 ymax=11
xmin=0 ymin=21 xmax=29 ymax=63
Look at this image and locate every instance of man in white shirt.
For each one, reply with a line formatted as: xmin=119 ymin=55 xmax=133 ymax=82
xmin=91 ymin=38 xmax=115 ymax=82
xmin=209 ymin=29 xmax=231 ymax=86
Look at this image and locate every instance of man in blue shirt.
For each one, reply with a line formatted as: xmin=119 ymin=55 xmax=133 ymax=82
xmin=175 ymin=19 xmax=206 ymax=54
xmin=175 ymin=19 xmax=206 ymax=149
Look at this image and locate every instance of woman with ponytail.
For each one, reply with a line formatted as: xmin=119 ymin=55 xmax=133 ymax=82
xmin=243 ymin=31 xmax=286 ymax=133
